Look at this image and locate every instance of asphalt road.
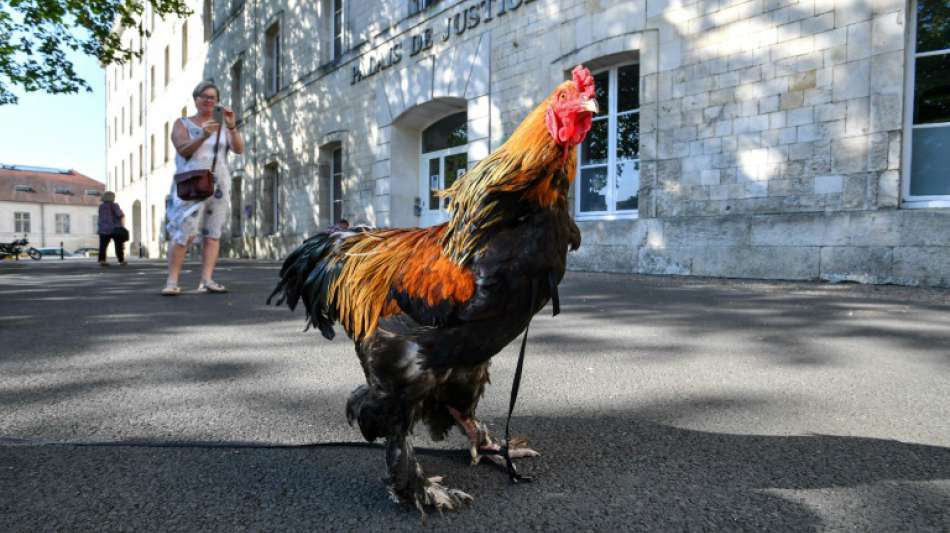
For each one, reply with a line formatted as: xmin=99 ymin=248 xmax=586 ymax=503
xmin=1 ymin=259 xmax=949 ymax=532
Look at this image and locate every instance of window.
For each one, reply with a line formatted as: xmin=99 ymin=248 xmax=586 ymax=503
xmin=121 ymin=106 xmax=125 ymax=134
xmin=263 ymin=163 xmax=279 ymax=234
xmin=55 ymin=214 xmax=70 ymax=234
xmin=86 ymin=189 xmax=101 ymax=197
xmin=150 ymin=65 xmax=156 ymax=100
xmin=114 ymin=116 xmax=118 ymax=141
xmin=151 ymin=204 xmax=156 ymax=240
xmin=408 ymin=0 xmax=438 ymax=16
xmin=231 ymin=176 xmax=242 ymax=237
xmin=14 ymin=185 xmax=35 ymax=193
xmin=164 ymin=122 xmax=170 ymax=163
xmin=421 ymin=113 xmax=467 ymax=221
xmin=905 ymin=0 xmax=950 ymax=206
xmin=150 ymin=134 xmax=156 ymax=169
xmin=203 ymin=0 xmax=213 ymax=41
xmin=332 ymin=0 xmax=344 ymax=60
xmin=138 ymin=82 xmax=143 ymax=125
xmin=265 ymin=21 xmax=281 ymax=95
xmin=181 ymin=21 xmax=188 ymax=67
xmin=164 ymin=45 xmax=170 ymax=86
xmin=138 ymin=145 xmax=143 ymax=178
xmin=332 ymin=148 xmax=343 ymax=223
xmin=129 ymin=153 xmax=134 ymax=182
xmin=129 ymin=95 xmax=133 ymax=132
xmin=121 ymin=160 xmax=126 ymax=187
xmin=54 ymin=187 xmax=74 ymax=195
xmin=231 ymin=59 xmax=243 ymax=118
xmin=14 ymin=212 xmax=30 ymax=233
xmin=576 ymin=63 xmax=640 ymax=218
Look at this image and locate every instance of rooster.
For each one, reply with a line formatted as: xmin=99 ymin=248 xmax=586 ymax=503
xmin=269 ymin=66 xmax=598 ymax=512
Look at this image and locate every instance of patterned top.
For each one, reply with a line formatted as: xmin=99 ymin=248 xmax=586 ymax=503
xmin=97 ymin=202 xmax=123 ymax=235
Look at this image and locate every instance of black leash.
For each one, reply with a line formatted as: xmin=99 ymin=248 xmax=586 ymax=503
xmin=498 ymin=272 xmax=561 ymax=483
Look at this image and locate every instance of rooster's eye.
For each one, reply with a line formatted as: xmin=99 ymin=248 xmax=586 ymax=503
xmin=559 ymin=93 xmax=566 ymax=100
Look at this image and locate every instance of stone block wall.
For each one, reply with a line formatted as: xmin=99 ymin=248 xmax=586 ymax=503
xmin=109 ymin=0 xmax=950 ymax=287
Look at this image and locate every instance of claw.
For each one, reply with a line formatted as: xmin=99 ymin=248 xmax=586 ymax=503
xmin=419 ymin=476 xmax=473 ymax=513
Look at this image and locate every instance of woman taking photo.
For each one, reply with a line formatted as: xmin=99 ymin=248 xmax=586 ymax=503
xmin=163 ymin=81 xmax=245 ymax=295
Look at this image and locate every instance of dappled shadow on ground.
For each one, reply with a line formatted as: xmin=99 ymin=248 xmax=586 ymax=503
xmin=0 ymin=260 xmax=290 ymax=363
xmin=2 ymin=409 xmax=948 ymax=532
xmin=544 ymin=272 xmax=950 ymax=368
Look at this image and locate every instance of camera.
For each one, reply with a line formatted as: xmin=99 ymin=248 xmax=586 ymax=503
xmin=213 ymin=105 xmax=224 ymax=125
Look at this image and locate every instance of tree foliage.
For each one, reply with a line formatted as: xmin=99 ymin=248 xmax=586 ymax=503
xmin=0 ymin=0 xmax=191 ymax=105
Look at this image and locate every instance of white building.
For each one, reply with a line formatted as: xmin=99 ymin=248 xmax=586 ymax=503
xmin=0 ymin=164 xmax=104 ymax=251
xmin=107 ymin=0 xmax=950 ymax=287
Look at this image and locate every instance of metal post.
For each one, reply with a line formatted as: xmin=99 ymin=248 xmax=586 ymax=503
xmin=60 ymin=241 xmax=64 ymax=260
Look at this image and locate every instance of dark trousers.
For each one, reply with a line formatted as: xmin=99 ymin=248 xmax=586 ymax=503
xmin=98 ymin=234 xmax=125 ymax=263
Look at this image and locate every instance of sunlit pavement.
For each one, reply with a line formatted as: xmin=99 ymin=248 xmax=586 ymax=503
xmin=1 ymin=260 xmax=949 ymax=531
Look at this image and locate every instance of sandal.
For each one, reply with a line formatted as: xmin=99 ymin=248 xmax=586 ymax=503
xmin=161 ymin=285 xmax=181 ymax=296
xmin=197 ymin=280 xmax=228 ymax=293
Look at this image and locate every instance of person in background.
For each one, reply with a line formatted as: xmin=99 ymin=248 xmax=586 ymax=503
xmin=163 ymin=80 xmax=244 ymax=295
xmin=97 ymin=191 xmax=126 ymax=267
xmin=326 ymin=219 xmax=349 ymax=234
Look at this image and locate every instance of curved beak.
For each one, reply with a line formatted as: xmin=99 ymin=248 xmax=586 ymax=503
xmin=581 ymin=97 xmax=599 ymax=114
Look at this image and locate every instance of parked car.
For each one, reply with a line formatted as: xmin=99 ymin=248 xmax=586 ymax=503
xmin=73 ymin=247 xmax=99 ymax=257
xmin=35 ymin=247 xmax=75 ymax=258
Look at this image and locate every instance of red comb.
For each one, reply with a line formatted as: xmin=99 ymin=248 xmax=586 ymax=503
xmin=572 ymin=65 xmax=595 ymax=99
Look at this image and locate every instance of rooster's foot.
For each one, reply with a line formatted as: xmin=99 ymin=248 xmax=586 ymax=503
xmin=474 ymin=438 xmax=541 ymax=469
xmin=403 ymin=476 xmax=473 ymax=515
xmin=447 ymin=407 xmax=540 ymax=469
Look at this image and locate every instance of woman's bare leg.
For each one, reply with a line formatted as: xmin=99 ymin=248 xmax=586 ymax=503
xmin=166 ymin=236 xmax=194 ymax=286
xmin=201 ymin=237 xmax=220 ymax=282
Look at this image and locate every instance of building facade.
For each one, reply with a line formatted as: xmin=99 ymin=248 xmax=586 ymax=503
xmin=107 ymin=0 xmax=950 ymax=286
xmin=0 ymin=165 xmax=104 ymax=251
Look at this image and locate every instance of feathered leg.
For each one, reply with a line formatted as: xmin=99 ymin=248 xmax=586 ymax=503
xmin=353 ymin=332 xmax=473 ymax=514
xmin=385 ymin=433 xmax=472 ymax=514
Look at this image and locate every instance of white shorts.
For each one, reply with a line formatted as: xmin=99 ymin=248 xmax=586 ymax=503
xmin=166 ymin=176 xmax=230 ymax=245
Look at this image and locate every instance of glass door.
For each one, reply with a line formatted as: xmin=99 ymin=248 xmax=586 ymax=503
xmin=420 ymin=148 xmax=467 ymax=226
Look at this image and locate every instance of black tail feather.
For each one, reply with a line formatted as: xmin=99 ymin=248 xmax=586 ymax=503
xmin=267 ymin=232 xmax=347 ymax=340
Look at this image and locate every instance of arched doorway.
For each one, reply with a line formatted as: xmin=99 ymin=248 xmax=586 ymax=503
xmin=131 ymin=200 xmax=142 ymax=255
xmin=419 ymin=111 xmax=467 ymax=227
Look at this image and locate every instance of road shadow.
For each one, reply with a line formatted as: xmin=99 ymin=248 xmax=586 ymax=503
xmin=2 ymin=409 xmax=948 ymax=532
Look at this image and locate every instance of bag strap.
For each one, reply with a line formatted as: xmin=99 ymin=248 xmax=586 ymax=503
xmin=210 ymin=123 xmax=223 ymax=173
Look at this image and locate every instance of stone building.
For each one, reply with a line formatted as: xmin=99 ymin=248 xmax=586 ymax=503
xmin=0 ymin=165 xmax=104 ymax=251
xmin=107 ymin=0 xmax=950 ymax=286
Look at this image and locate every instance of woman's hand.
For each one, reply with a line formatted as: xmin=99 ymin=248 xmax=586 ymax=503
xmin=222 ymin=106 xmax=236 ymax=129
xmin=201 ymin=120 xmax=221 ymax=138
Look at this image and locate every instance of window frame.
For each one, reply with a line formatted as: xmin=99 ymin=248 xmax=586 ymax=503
xmin=331 ymin=147 xmax=344 ymax=224
xmin=263 ymin=162 xmax=280 ymax=235
xmin=14 ymin=212 xmax=31 ymax=233
xmin=181 ymin=21 xmax=189 ymax=68
xmin=408 ymin=0 xmax=438 ymax=17
xmin=231 ymin=58 xmax=244 ymax=118
xmin=902 ymin=0 xmax=950 ymax=208
xmin=332 ymin=0 xmax=344 ymax=61
xmin=265 ymin=21 xmax=282 ymax=96
xmin=55 ymin=213 xmax=70 ymax=235
xmin=203 ymin=0 xmax=213 ymax=41
xmin=164 ymin=45 xmax=171 ymax=87
xmin=574 ymin=62 xmax=641 ymax=221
